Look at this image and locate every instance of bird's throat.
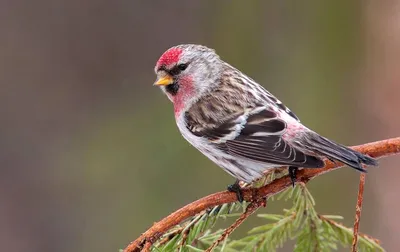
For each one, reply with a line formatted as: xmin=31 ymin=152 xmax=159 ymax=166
xmin=166 ymin=82 xmax=179 ymax=95
xmin=170 ymin=77 xmax=195 ymax=117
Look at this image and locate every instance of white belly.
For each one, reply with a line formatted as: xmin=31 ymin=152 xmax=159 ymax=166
xmin=175 ymin=113 xmax=275 ymax=183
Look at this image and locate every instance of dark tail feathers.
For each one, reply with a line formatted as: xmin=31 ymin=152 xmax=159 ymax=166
xmin=305 ymin=133 xmax=378 ymax=172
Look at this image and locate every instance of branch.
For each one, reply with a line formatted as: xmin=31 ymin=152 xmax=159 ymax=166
xmin=205 ymin=198 xmax=265 ymax=252
xmin=124 ymin=137 xmax=400 ymax=252
xmin=352 ymin=172 xmax=366 ymax=252
xmin=141 ymin=242 xmax=151 ymax=252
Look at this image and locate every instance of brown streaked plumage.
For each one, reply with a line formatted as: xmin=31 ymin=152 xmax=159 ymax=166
xmin=154 ymin=44 xmax=377 ymax=201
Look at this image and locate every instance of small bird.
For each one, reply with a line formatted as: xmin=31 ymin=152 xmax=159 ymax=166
xmin=154 ymin=44 xmax=377 ymax=202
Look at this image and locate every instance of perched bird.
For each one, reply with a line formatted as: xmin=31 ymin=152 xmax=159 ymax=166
xmin=154 ymin=44 xmax=377 ymax=202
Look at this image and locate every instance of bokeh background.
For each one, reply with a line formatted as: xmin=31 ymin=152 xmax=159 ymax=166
xmin=1 ymin=1 xmax=399 ymax=251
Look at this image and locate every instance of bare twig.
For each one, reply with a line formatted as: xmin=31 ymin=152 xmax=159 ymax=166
xmin=205 ymin=199 xmax=265 ymax=252
xmin=352 ymin=172 xmax=367 ymax=252
xmin=124 ymin=137 xmax=400 ymax=252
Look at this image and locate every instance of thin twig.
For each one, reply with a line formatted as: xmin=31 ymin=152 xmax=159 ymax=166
xmin=352 ymin=172 xmax=367 ymax=252
xmin=124 ymin=137 xmax=400 ymax=252
xmin=156 ymin=227 xmax=183 ymax=247
xmin=141 ymin=241 xmax=152 ymax=252
xmin=179 ymin=228 xmax=190 ymax=250
xmin=205 ymin=199 xmax=265 ymax=252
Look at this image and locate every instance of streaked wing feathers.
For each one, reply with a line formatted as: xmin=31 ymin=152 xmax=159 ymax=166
xmin=185 ymin=106 xmax=324 ymax=168
xmin=227 ymin=136 xmax=323 ymax=167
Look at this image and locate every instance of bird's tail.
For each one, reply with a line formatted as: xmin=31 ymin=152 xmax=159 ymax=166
xmin=304 ymin=133 xmax=378 ymax=172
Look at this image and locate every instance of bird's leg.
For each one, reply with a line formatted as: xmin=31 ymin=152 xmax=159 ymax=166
xmin=288 ymin=166 xmax=298 ymax=187
xmin=227 ymin=179 xmax=244 ymax=203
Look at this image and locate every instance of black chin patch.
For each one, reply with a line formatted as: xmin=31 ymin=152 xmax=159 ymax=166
xmin=166 ymin=82 xmax=179 ymax=95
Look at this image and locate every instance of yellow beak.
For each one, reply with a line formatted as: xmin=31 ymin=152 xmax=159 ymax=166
xmin=154 ymin=75 xmax=173 ymax=86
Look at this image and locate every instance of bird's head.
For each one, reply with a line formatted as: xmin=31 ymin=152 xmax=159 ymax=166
xmin=154 ymin=44 xmax=223 ymax=114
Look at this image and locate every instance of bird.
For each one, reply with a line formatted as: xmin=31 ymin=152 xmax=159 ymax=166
xmin=153 ymin=44 xmax=377 ymax=202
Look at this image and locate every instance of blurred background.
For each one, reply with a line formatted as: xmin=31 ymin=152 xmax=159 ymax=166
xmin=0 ymin=1 xmax=399 ymax=251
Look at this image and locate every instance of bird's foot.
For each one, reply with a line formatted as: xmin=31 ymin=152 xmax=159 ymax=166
xmin=288 ymin=167 xmax=298 ymax=188
xmin=227 ymin=180 xmax=244 ymax=203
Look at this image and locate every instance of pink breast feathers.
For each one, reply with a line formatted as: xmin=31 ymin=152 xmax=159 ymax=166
xmin=156 ymin=47 xmax=183 ymax=69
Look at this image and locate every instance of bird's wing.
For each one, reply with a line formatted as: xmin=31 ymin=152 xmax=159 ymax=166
xmin=185 ymin=106 xmax=324 ymax=168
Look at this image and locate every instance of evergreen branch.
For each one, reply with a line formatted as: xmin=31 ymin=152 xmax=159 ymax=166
xmin=293 ymin=184 xmax=336 ymax=251
xmin=154 ymin=203 xmax=242 ymax=251
xmin=156 ymin=228 xmax=184 ymax=248
xmin=227 ymin=212 xmax=296 ymax=251
xmin=352 ymin=172 xmax=366 ymax=252
xmin=319 ymin=215 xmax=384 ymax=251
xmin=204 ymin=199 xmax=265 ymax=252
xmin=124 ymin=137 xmax=400 ymax=252
xmin=221 ymin=185 xmax=383 ymax=252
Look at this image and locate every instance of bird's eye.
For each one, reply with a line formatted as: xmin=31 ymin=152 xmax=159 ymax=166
xmin=169 ymin=63 xmax=188 ymax=76
xmin=177 ymin=63 xmax=188 ymax=71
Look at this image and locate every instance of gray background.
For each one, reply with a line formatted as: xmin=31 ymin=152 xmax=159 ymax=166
xmin=0 ymin=1 xmax=399 ymax=251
